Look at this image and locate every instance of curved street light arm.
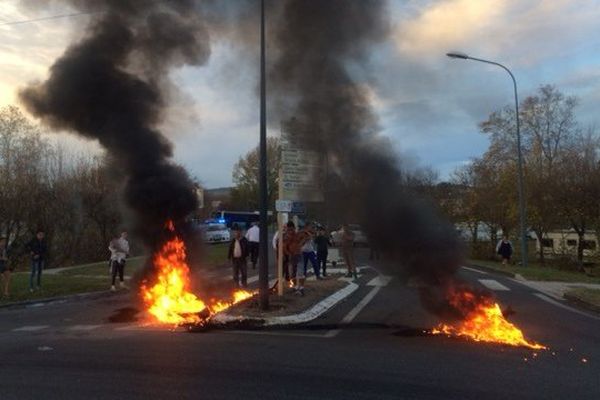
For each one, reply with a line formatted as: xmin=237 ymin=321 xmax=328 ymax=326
xmin=448 ymin=54 xmax=528 ymax=267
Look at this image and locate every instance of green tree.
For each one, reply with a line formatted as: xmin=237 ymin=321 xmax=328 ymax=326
xmin=230 ymin=137 xmax=281 ymax=211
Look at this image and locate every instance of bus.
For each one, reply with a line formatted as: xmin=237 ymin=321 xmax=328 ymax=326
xmin=210 ymin=210 xmax=273 ymax=230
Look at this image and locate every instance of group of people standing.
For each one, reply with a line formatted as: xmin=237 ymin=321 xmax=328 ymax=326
xmin=0 ymin=230 xmax=47 ymax=299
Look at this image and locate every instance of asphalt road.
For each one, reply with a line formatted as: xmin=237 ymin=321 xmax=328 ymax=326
xmin=0 ymin=249 xmax=598 ymax=400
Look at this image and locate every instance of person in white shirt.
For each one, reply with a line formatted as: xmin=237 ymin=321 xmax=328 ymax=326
xmin=109 ymin=231 xmax=130 ymax=291
xmin=245 ymin=222 xmax=260 ymax=269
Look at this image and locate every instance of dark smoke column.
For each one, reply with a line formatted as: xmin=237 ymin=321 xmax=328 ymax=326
xmin=19 ymin=1 xmax=210 ymax=250
xmin=269 ymin=1 xmax=467 ymax=320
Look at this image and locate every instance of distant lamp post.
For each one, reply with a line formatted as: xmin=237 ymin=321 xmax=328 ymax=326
xmin=446 ymin=51 xmax=528 ymax=267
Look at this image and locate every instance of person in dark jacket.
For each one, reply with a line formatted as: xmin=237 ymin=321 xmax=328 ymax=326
xmin=314 ymin=227 xmax=332 ymax=277
xmin=0 ymin=237 xmax=11 ymax=298
xmin=26 ymin=230 xmax=47 ymax=292
xmin=228 ymin=225 xmax=249 ymax=288
xmin=496 ymin=236 xmax=513 ymax=265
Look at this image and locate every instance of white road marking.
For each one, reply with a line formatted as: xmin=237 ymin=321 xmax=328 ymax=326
xmin=223 ymin=330 xmax=329 ymax=339
xmin=461 ymin=266 xmax=488 ymax=274
xmin=68 ymin=324 xmax=102 ymax=331
xmin=366 ymin=276 xmax=392 ymax=287
xmin=325 ymin=286 xmax=382 ymax=338
xmin=12 ymin=325 xmax=49 ymax=332
xmin=478 ymin=279 xmax=510 ymax=291
xmin=533 ymin=293 xmax=600 ymax=320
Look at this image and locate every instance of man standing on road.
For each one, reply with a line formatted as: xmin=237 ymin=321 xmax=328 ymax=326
xmin=314 ymin=227 xmax=331 ymax=277
xmin=27 ymin=230 xmax=47 ymax=292
xmin=340 ymin=225 xmax=357 ymax=279
xmin=300 ymin=223 xmax=320 ymax=279
xmin=245 ymin=222 xmax=260 ymax=270
xmin=109 ymin=231 xmax=130 ymax=291
xmin=228 ymin=225 xmax=249 ymax=288
xmin=284 ymin=221 xmax=304 ymax=295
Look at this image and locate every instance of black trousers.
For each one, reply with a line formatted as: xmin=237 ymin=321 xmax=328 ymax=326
xmin=111 ymin=260 xmax=125 ymax=285
xmin=317 ymin=250 xmax=328 ymax=274
xmin=232 ymin=258 xmax=248 ymax=287
xmin=249 ymin=242 xmax=259 ymax=267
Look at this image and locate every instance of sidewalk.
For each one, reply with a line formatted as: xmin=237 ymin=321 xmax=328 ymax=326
xmin=468 ymin=263 xmax=600 ymax=313
xmin=513 ymin=278 xmax=600 ymax=301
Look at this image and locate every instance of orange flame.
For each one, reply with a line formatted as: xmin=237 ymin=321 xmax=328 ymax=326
xmin=432 ymin=290 xmax=546 ymax=350
xmin=141 ymin=230 xmax=254 ymax=325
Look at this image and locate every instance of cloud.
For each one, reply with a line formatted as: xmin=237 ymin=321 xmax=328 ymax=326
xmin=394 ymin=0 xmax=600 ymax=66
xmin=395 ymin=0 xmax=507 ymax=60
xmin=372 ymin=0 xmax=600 ymax=180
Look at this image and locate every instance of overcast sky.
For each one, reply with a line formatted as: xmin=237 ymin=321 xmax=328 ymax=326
xmin=1 ymin=0 xmax=600 ymax=188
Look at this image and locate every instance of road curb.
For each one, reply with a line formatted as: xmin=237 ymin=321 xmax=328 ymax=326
xmin=0 ymin=289 xmax=124 ymax=310
xmin=213 ymin=281 xmax=360 ymax=326
xmin=466 ymin=263 xmax=517 ymax=278
xmin=563 ymin=292 xmax=600 ymax=314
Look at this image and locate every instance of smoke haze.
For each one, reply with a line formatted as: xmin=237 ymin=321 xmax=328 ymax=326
xmin=269 ymin=0 xmax=473 ymax=321
xmin=19 ymin=0 xmax=208 ymax=250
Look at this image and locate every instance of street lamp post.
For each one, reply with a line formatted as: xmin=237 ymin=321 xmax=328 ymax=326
xmin=447 ymin=51 xmax=528 ymax=267
xmin=258 ymin=0 xmax=269 ymax=309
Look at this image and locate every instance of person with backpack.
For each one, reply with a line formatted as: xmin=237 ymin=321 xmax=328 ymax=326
xmin=496 ymin=236 xmax=513 ymax=265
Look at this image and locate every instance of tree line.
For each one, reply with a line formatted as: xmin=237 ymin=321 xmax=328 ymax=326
xmin=0 ymin=105 xmax=123 ymax=270
xmin=441 ymin=85 xmax=600 ymax=265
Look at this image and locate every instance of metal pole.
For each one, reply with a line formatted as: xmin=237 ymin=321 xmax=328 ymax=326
xmin=258 ymin=0 xmax=269 ymax=308
xmin=464 ymin=56 xmax=529 ymax=267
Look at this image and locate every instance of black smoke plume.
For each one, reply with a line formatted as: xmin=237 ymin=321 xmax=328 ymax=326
xmin=269 ymin=0 xmax=480 ymax=321
xmin=19 ymin=0 xmax=209 ymax=251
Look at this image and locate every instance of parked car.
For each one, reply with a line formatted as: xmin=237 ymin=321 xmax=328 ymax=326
xmin=330 ymin=224 xmax=368 ymax=247
xmin=201 ymin=223 xmax=231 ymax=244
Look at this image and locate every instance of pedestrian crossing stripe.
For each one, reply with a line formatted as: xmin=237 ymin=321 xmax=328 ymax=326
xmin=478 ymin=279 xmax=510 ymax=291
xmin=12 ymin=325 xmax=49 ymax=332
xmin=68 ymin=325 xmax=102 ymax=331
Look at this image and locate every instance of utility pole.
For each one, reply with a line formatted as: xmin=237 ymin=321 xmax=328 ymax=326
xmin=258 ymin=0 xmax=269 ymax=309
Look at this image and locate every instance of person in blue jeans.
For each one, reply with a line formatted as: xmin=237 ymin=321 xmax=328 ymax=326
xmin=26 ymin=230 xmax=47 ymax=292
xmin=300 ymin=224 xmax=321 ymax=279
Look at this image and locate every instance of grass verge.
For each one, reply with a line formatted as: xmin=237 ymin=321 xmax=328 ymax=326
xmin=468 ymin=258 xmax=600 ymax=284
xmin=204 ymin=243 xmax=229 ymax=266
xmin=564 ymin=288 xmax=600 ymax=312
xmin=0 ymin=274 xmax=112 ymax=305
xmin=1 ymin=244 xmax=231 ymax=306
xmin=58 ymin=256 xmax=146 ymax=277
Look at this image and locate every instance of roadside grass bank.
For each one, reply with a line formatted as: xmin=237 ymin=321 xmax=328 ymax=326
xmin=204 ymin=243 xmax=229 ymax=266
xmin=467 ymin=258 xmax=600 ymax=284
xmin=58 ymin=256 xmax=146 ymax=277
xmin=1 ymin=243 xmax=230 ymax=306
xmin=0 ymin=274 xmax=110 ymax=305
xmin=564 ymin=288 xmax=600 ymax=313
